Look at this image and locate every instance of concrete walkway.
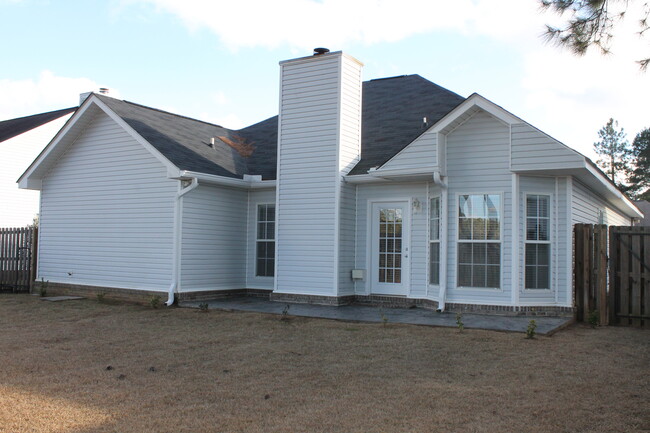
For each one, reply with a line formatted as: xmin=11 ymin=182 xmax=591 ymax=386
xmin=181 ymin=297 xmax=573 ymax=335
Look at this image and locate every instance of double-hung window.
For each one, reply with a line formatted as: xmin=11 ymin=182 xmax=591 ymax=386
xmin=256 ymin=204 xmax=275 ymax=277
xmin=457 ymin=194 xmax=501 ymax=288
xmin=525 ymin=195 xmax=550 ymax=290
xmin=429 ymin=196 xmax=441 ymax=285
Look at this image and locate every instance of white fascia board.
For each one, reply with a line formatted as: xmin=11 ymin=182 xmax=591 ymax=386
xmin=584 ymin=163 xmax=643 ymax=219
xmin=432 ymin=93 xmax=523 ymax=134
xmin=344 ymin=174 xmax=392 ymax=184
xmin=366 ymin=165 xmax=439 ymax=181
xmin=178 ymin=170 xmax=276 ymax=189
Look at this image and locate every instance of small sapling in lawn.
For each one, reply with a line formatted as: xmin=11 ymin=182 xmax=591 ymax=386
xmin=149 ymin=295 xmax=162 ymax=309
xmin=526 ymin=319 xmax=537 ymax=339
xmin=280 ymin=304 xmax=291 ymax=322
xmin=456 ymin=312 xmax=464 ymax=332
xmin=39 ymin=278 xmax=48 ymax=297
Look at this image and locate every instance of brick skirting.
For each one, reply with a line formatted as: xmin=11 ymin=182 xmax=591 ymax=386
xmin=32 ymin=281 xmax=165 ymax=305
xmin=31 ymin=281 xmax=575 ymax=316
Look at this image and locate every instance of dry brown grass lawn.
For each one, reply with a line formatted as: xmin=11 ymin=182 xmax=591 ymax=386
xmin=0 ymin=294 xmax=648 ymax=433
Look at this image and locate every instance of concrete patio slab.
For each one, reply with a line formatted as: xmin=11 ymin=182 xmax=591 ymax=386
xmin=180 ymin=297 xmax=573 ymax=335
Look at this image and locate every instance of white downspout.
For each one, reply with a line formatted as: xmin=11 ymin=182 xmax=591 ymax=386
xmin=433 ymin=171 xmax=448 ymax=311
xmin=167 ymin=177 xmax=199 ymax=306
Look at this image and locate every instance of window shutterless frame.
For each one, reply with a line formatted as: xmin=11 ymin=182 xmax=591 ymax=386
xmin=456 ymin=193 xmax=503 ymax=290
xmin=524 ymin=194 xmax=551 ymax=290
xmin=255 ymin=204 xmax=275 ymax=277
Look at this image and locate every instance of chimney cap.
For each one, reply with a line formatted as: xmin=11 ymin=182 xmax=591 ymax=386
xmin=313 ymin=47 xmax=330 ymax=56
xmin=99 ymin=87 xmax=110 ymax=95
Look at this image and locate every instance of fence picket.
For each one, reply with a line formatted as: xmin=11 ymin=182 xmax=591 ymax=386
xmin=0 ymin=227 xmax=35 ymax=293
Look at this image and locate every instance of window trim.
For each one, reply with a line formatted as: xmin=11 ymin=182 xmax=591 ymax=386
xmin=524 ymin=193 xmax=552 ymax=291
xmin=429 ymin=195 xmax=441 ymax=286
xmin=455 ymin=192 xmax=503 ymax=290
xmin=255 ymin=203 xmax=275 ymax=278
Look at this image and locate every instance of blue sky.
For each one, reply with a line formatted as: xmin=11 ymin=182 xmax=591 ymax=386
xmin=2 ymin=0 xmax=648 ymax=159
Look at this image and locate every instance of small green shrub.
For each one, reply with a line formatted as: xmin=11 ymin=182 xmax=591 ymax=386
xmin=280 ymin=304 xmax=291 ymax=322
xmin=149 ymin=295 xmax=162 ymax=309
xmin=526 ymin=319 xmax=537 ymax=339
xmin=96 ymin=292 xmax=106 ymax=303
xmin=379 ymin=308 xmax=388 ymax=327
xmin=587 ymin=310 xmax=600 ymax=328
xmin=198 ymin=302 xmax=209 ymax=312
xmin=456 ymin=312 xmax=464 ymax=332
xmin=39 ymin=278 xmax=49 ymax=297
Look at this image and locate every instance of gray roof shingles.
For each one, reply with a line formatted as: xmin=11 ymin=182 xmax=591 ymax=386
xmin=0 ymin=107 xmax=76 ymax=143
xmin=95 ymin=74 xmax=465 ymax=180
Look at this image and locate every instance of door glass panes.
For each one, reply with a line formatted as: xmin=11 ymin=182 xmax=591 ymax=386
xmin=379 ymin=208 xmax=402 ymax=284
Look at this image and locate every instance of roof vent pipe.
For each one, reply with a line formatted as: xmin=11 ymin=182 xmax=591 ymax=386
xmin=313 ymin=47 xmax=330 ymax=55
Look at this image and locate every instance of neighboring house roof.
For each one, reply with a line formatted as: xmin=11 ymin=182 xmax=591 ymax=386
xmin=0 ymin=107 xmax=76 ymax=142
xmin=93 ymin=74 xmax=464 ymax=180
xmin=634 ymin=201 xmax=650 ymax=226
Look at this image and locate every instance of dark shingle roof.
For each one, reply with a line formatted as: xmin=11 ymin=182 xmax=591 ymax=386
xmin=0 ymin=107 xmax=76 ymax=143
xmin=94 ymin=74 xmax=465 ymax=180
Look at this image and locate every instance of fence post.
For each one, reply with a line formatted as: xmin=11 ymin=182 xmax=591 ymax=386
xmin=29 ymin=227 xmax=38 ymax=294
xmin=594 ymin=225 xmax=608 ymax=326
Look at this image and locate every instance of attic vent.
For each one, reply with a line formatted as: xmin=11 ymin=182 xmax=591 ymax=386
xmin=313 ymin=47 xmax=330 ymax=56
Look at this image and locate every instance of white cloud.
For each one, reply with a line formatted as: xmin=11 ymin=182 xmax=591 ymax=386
xmin=120 ymin=0 xmax=548 ymax=50
xmin=0 ymin=71 xmax=102 ymax=119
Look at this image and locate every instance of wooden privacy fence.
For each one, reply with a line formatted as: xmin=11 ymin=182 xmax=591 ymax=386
xmin=0 ymin=227 xmax=37 ymax=293
xmin=574 ymin=224 xmax=650 ymax=328
xmin=609 ymin=226 xmax=650 ymax=327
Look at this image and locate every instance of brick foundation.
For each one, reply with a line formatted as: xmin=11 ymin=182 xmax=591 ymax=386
xmin=32 ymin=281 xmax=165 ymax=305
xmin=31 ymin=281 xmax=575 ymax=316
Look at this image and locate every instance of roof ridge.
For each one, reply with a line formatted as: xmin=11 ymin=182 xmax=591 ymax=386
xmin=95 ymin=94 xmax=230 ymax=130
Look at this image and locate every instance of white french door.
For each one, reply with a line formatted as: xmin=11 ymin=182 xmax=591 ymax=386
xmin=370 ymin=201 xmax=409 ymax=295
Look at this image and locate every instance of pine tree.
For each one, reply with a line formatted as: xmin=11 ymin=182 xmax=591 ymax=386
xmin=628 ymin=128 xmax=650 ymax=200
xmin=593 ymin=118 xmax=632 ymax=190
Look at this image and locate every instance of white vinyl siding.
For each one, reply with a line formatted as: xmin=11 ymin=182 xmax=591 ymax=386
xmin=38 ymin=112 xmax=176 ymax=291
xmin=511 ymin=123 xmax=584 ymax=171
xmin=444 ymin=110 xmax=512 ymax=304
xmin=180 ymin=184 xmax=247 ymax=292
xmin=380 ymin=130 xmax=438 ymax=171
xmin=338 ymin=182 xmax=356 ymax=295
xmin=276 ymin=52 xmax=361 ymax=296
xmin=572 ymin=179 xmax=630 ymax=226
xmin=355 ymin=182 xmax=428 ymax=298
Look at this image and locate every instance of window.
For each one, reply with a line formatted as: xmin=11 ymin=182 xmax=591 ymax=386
xmin=256 ymin=204 xmax=275 ymax=277
xmin=525 ymin=195 xmax=550 ymax=290
xmin=429 ymin=197 xmax=441 ymax=285
xmin=457 ymin=194 xmax=501 ymax=288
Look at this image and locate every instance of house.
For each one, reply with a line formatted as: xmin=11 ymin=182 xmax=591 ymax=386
xmin=18 ymin=50 xmax=643 ymax=314
xmin=0 ymin=108 xmax=75 ymax=227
